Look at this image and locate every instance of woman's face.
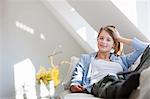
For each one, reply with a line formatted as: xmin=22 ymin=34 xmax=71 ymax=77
xmin=97 ymin=30 xmax=114 ymax=53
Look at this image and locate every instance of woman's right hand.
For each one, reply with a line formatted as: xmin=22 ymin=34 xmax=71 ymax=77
xmin=70 ymin=85 xmax=85 ymax=93
xmin=114 ymin=29 xmax=132 ymax=45
xmin=114 ymin=29 xmax=122 ymax=42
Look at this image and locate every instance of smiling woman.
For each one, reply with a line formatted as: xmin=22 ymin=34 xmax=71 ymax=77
xmin=70 ymin=25 xmax=149 ymax=98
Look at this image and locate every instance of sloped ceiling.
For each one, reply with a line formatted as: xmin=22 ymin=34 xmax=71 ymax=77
xmin=67 ymin=0 xmax=149 ymax=53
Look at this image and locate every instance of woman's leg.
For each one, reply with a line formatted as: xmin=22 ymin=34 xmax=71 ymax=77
xmin=115 ymin=72 xmax=140 ymax=98
xmin=91 ymin=75 xmax=124 ymax=98
xmin=91 ymin=73 xmax=140 ymax=98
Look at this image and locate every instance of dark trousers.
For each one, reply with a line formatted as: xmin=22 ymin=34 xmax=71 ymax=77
xmin=91 ymin=75 xmax=124 ymax=98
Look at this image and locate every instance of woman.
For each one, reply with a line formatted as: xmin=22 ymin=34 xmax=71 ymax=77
xmin=70 ymin=25 xmax=149 ymax=98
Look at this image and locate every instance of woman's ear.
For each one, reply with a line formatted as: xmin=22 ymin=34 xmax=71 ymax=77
xmin=113 ymin=43 xmax=115 ymax=48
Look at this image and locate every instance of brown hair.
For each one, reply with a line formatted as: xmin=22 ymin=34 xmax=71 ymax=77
xmin=98 ymin=25 xmax=122 ymax=55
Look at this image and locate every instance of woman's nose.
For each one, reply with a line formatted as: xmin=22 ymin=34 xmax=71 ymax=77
xmin=101 ymin=39 xmax=107 ymax=43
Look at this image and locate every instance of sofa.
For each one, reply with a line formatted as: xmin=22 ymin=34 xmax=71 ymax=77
xmin=59 ymin=56 xmax=150 ymax=99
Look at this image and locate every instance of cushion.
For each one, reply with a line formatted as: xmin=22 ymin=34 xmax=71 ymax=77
xmin=128 ymin=55 xmax=142 ymax=71
xmin=138 ymin=66 xmax=150 ymax=99
xmin=62 ymin=56 xmax=79 ymax=90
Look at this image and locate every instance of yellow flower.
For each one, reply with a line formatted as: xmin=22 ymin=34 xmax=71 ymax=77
xmin=49 ymin=66 xmax=60 ymax=86
xmin=36 ymin=66 xmax=51 ymax=85
xmin=36 ymin=46 xmax=69 ymax=87
xmin=36 ymin=66 xmax=60 ymax=87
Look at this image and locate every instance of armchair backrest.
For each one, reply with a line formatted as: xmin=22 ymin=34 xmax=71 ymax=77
xmin=62 ymin=56 xmax=79 ymax=90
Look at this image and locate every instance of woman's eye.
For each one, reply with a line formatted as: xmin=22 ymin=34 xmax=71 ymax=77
xmin=107 ymin=39 xmax=111 ymax=42
xmin=99 ymin=37 xmax=104 ymax=40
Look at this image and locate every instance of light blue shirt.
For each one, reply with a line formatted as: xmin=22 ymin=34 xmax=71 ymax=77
xmin=71 ymin=38 xmax=148 ymax=93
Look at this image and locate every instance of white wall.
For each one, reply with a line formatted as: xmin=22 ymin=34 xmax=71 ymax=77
xmin=0 ymin=0 xmax=3 ymax=97
xmin=2 ymin=0 xmax=85 ymax=97
xmin=0 ymin=0 xmax=4 ymax=97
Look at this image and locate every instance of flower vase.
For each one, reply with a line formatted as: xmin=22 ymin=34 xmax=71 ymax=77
xmin=49 ymin=80 xmax=55 ymax=98
xmin=40 ymin=80 xmax=49 ymax=98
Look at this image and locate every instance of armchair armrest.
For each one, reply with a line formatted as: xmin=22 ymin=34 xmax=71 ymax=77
xmin=61 ymin=81 xmax=71 ymax=90
xmin=59 ymin=90 xmax=71 ymax=99
xmin=61 ymin=56 xmax=79 ymax=90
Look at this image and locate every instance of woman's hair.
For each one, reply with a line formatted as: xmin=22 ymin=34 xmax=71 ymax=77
xmin=98 ymin=25 xmax=122 ymax=55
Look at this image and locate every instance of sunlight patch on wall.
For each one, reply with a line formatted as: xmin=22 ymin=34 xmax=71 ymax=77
xmin=15 ymin=21 xmax=34 ymax=35
xmin=76 ymin=27 xmax=87 ymax=41
xmin=70 ymin=8 xmax=75 ymax=12
xmin=40 ymin=33 xmax=46 ymax=40
xmin=15 ymin=21 xmax=47 ymax=41
xmin=14 ymin=58 xmax=37 ymax=99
